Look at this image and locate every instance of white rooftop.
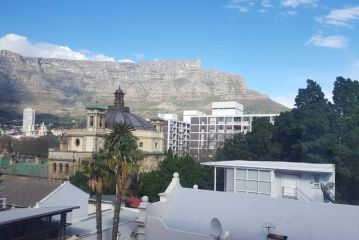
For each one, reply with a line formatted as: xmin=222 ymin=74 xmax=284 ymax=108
xmin=201 ymin=160 xmax=334 ymax=173
xmin=158 ymin=187 xmax=359 ymax=240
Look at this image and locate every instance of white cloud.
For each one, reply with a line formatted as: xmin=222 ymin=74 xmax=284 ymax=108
xmin=224 ymin=0 xmax=255 ymax=12
xmin=280 ymin=10 xmax=298 ymax=16
xmin=281 ymin=0 xmax=317 ymax=8
xmin=0 ymin=33 xmax=134 ymax=62
xmin=319 ymin=6 xmax=359 ymax=27
xmin=306 ymin=34 xmax=348 ymax=49
xmin=261 ymin=0 xmax=272 ymax=8
xmin=272 ymin=95 xmax=295 ymax=108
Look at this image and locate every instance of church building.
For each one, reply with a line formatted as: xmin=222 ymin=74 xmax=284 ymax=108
xmin=48 ymin=86 xmax=164 ymax=181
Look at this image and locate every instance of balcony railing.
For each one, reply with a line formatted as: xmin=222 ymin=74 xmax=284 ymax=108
xmin=282 ymin=187 xmax=297 ymax=199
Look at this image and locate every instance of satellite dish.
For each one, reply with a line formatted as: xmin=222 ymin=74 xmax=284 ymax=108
xmin=320 ymin=182 xmax=335 ymax=203
xmin=210 ymin=218 xmax=223 ymax=238
xmin=326 ymin=182 xmax=335 ymax=189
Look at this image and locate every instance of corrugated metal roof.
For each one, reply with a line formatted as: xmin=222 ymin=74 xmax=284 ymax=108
xmin=0 ymin=178 xmax=61 ymax=207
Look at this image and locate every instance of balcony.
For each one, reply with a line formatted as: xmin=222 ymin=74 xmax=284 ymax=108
xmin=282 ymin=187 xmax=297 ymax=199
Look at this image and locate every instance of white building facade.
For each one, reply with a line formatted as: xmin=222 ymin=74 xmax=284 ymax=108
xmin=186 ymin=101 xmax=278 ymax=160
xmin=22 ymin=108 xmax=35 ymax=136
xmin=156 ymin=114 xmax=191 ymax=156
xmin=202 ymin=160 xmax=335 ymax=203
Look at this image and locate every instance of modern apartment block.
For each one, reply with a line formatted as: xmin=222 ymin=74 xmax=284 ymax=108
xmin=157 ymin=114 xmax=191 ymax=156
xmin=185 ymin=101 xmax=278 ymax=161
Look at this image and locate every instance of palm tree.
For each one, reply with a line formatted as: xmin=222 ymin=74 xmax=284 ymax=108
xmin=104 ymin=122 xmax=139 ymax=240
xmin=82 ymin=150 xmax=112 ymax=240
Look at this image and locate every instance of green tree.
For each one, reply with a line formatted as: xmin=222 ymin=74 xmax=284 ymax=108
xmin=104 ymin=122 xmax=139 ymax=240
xmin=82 ymin=151 xmax=112 ymax=240
xmin=139 ymin=151 xmax=212 ymax=202
xmin=216 ymin=118 xmax=274 ymax=161
xmin=216 ymin=78 xmax=359 ymax=204
xmin=69 ymin=172 xmax=91 ymax=193
xmin=295 ymin=79 xmax=327 ymax=108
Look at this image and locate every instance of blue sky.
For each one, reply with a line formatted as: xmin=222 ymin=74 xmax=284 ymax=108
xmin=0 ymin=0 xmax=359 ymax=107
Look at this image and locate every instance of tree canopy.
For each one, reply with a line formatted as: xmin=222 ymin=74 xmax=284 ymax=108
xmin=139 ymin=151 xmax=213 ymax=202
xmin=216 ymin=77 xmax=359 ymax=205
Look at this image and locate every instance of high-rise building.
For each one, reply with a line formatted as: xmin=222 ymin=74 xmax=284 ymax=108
xmin=22 ymin=108 xmax=35 ymax=134
xmin=186 ymin=101 xmax=279 ymax=161
xmin=155 ymin=114 xmax=191 ymax=156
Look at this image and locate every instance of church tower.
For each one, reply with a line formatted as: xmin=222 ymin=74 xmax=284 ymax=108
xmin=86 ymin=102 xmax=107 ymax=132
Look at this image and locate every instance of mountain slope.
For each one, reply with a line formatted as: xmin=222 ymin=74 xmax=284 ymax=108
xmin=0 ymin=50 xmax=287 ymax=118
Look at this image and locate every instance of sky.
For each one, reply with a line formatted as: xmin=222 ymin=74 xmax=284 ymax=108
xmin=0 ymin=0 xmax=359 ymax=108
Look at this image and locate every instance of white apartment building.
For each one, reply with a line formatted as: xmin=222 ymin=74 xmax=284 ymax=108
xmin=22 ymin=108 xmax=35 ymax=137
xmin=186 ymin=101 xmax=278 ymax=160
xmin=157 ymin=114 xmax=191 ymax=156
xmin=202 ymin=160 xmax=335 ymax=203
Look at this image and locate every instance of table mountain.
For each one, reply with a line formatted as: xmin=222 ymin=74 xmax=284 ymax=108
xmin=0 ymin=50 xmax=287 ymax=118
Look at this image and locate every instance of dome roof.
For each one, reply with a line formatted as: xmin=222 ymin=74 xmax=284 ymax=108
xmin=105 ymin=107 xmax=155 ymax=130
xmin=104 ymin=85 xmax=155 ymax=131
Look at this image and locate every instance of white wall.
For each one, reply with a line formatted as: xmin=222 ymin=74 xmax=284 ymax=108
xmin=36 ymin=181 xmax=89 ymax=223
xmin=224 ymin=168 xmax=334 ymax=202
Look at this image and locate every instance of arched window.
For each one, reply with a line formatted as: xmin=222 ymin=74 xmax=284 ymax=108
xmin=65 ymin=164 xmax=69 ymax=173
xmin=53 ymin=163 xmax=57 ymax=172
xmin=59 ymin=163 xmax=63 ymax=172
xmin=75 ymin=138 xmax=80 ymax=147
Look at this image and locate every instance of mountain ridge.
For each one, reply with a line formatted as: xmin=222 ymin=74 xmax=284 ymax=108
xmin=0 ymin=50 xmax=287 ymax=118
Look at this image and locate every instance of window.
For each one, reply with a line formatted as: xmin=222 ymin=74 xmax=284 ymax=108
xmin=90 ymin=116 xmax=94 ymax=126
xmin=237 ymin=169 xmax=246 ymax=179
xmin=155 ymin=142 xmax=158 ymax=148
xmin=99 ymin=117 xmax=102 ymax=127
xmin=225 ymin=168 xmax=234 ymax=192
xmin=234 ymin=125 xmax=241 ymax=131
xmin=225 ymin=117 xmax=233 ymax=123
xmin=312 ymin=175 xmax=320 ymax=188
xmin=247 ymin=180 xmax=258 ymax=193
xmin=53 ymin=163 xmax=57 ymax=172
xmin=65 ymin=164 xmax=69 ymax=173
xmin=234 ymin=169 xmax=271 ymax=195
xmin=236 ymin=179 xmax=246 ymax=192
xmin=248 ymin=170 xmax=258 ymax=180
xmin=75 ymin=138 xmax=80 ymax=147
xmin=59 ymin=163 xmax=63 ymax=173
xmin=234 ymin=117 xmax=241 ymax=122
xmin=139 ymin=142 xmax=143 ymax=147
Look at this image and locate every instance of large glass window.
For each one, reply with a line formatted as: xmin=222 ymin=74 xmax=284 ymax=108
xmin=248 ymin=170 xmax=258 ymax=180
xmin=225 ymin=168 xmax=234 ymax=192
xmin=233 ymin=168 xmax=271 ymax=195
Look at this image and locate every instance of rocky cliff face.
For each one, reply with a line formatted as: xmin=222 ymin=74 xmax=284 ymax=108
xmin=0 ymin=50 xmax=286 ymax=117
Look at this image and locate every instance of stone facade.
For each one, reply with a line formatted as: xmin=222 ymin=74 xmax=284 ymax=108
xmin=48 ymin=87 xmax=165 ymax=181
